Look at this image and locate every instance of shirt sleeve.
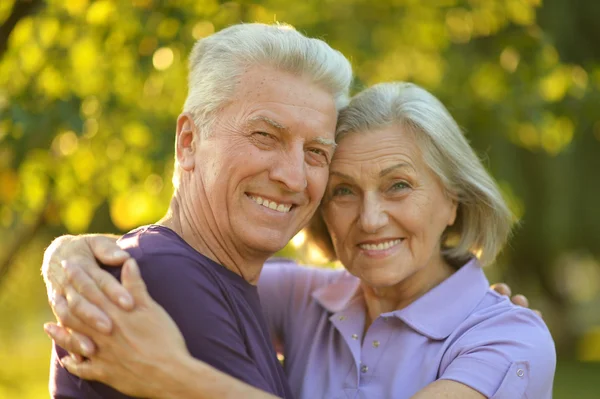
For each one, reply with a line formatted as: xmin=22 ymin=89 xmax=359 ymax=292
xmin=438 ymin=307 xmax=556 ymax=399
xmin=53 ymin=253 xmax=278 ymax=397
xmin=258 ymin=259 xmax=338 ymax=353
xmin=257 ymin=259 xmax=298 ymax=345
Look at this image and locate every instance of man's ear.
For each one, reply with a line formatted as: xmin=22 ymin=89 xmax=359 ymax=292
xmin=175 ymin=113 xmax=198 ymax=172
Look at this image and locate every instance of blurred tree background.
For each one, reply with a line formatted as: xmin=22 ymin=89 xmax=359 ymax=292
xmin=0 ymin=0 xmax=599 ymax=397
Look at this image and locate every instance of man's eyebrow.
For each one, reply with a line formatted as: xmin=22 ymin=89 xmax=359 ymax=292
xmin=248 ymin=116 xmax=288 ymax=131
xmin=380 ymin=162 xmax=414 ymax=177
xmin=313 ymin=136 xmax=337 ymax=150
xmin=248 ymin=116 xmax=336 ymax=150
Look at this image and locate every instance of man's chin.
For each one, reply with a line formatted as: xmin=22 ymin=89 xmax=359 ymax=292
xmin=241 ymin=230 xmax=293 ymax=256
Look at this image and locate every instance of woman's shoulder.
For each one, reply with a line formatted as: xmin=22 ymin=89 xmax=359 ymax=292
xmin=439 ymin=291 xmax=555 ymax=398
xmin=454 ymin=289 xmax=554 ymax=350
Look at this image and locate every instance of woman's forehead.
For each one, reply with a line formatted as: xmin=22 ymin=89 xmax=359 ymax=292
xmin=331 ymin=127 xmax=423 ymax=171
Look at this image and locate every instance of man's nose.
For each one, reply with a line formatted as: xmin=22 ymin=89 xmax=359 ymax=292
xmin=270 ymin=146 xmax=308 ymax=193
xmin=359 ymin=194 xmax=389 ymax=233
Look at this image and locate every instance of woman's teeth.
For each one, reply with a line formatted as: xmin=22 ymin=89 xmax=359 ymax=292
xmin=359 ymin=239 xmax=402 ymax=251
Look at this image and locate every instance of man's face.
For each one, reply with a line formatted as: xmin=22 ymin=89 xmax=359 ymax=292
xmin=193 ymin=66 xmax=338 ymax=257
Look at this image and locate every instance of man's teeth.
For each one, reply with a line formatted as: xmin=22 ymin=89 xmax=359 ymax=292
xmin=359 ymin=239 xmax=402 ymax=251
xmin=249 ymin=196 xmax=292 ymax=213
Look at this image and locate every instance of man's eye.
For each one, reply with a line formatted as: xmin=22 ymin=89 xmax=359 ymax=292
xmin=306 ymin=148 xmax=329 ymax=165
xmin=254 ymin=131 xmax=274 ymax=139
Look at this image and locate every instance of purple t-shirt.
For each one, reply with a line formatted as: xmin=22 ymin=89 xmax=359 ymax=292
xmin=50 ymin=225 xmax=292 ymax=399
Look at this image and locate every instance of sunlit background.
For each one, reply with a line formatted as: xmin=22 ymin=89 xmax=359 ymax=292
xmin=1 ymin=0 xmax=599 ymax=397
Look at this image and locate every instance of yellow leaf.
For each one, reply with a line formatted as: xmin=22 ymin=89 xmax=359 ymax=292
xmin=0 ymin=169 xmax=19 ymax=204
xmin=37 ymin=66 xmax=68 ymax=99
xmin=61 ymin=197 xmax=95 ymax=233
xmin=123 ymin=122 xmax=151 ymax=148
xmin=39 ymin=17 xmax=60 ymax=48
xmin=86 ymin=0 xmax=116 ymax=25
xmin=8 ymin=17 xmax=33 ymax=48
xmin=539 ymin=67 xmax=571 ymax=102
xmin=19 ymin=41 xmax=45 ymax=74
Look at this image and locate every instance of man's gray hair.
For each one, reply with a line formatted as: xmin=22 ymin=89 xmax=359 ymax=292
xmin=183 ymin=23 xmax=352 ymax=134
xmin=336 ymin=82 xmax=514 ymax=266
xmin=173 ymin=23 xmax=353 ymax=187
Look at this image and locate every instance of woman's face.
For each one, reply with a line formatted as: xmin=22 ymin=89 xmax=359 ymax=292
xmin=321 ymin=124 xmax=458 ymax=288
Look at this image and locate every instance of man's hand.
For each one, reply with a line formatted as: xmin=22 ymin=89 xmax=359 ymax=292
xmin=491 ymin=283 xmax=541 ymax=317
xmin=45 ymin=259 xmax=190 ymax=398
xmin=42 ymin=234 xmax=134 ymax=356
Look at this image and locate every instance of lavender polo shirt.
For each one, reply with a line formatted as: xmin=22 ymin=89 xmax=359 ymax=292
xmin=50 ymin=225 xmax=292 ymax=399
xmin=258 ymin=258 xmax=556 ymax=399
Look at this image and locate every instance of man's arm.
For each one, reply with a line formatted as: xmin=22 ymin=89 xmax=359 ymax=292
xmin=47 ymin=257 xmax=280 ymax=399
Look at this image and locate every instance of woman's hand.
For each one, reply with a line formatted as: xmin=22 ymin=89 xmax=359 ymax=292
xmin=45 ymin=258 xmax=190 ymax=398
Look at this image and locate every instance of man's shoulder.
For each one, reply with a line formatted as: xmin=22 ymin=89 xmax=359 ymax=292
xmin=108 ymin=225 xmax=233 ymax=293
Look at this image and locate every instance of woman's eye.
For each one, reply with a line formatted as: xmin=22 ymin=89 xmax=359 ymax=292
xmin=390 ymin=181 xmax=410 ymax=191
xmin=332 ymin=186 xmax=353 ymax=196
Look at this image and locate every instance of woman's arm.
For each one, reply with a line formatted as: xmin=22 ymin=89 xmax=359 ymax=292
xmin=47 ymin=259 xmax=278 ymax=399
xmin=410 ymin=380 xmax=485 ymax=399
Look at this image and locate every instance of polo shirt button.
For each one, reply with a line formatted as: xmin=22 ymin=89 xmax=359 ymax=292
xmin=372 ymin=340 xmax=380 ymax=348
xmin=361 ymin=365 xmax=368 ymax=373
xmin=338 ymin=315 xmax=346 ymax=321
xmin=517 ymin=369 xmax=525 ymax=378
xmin=351 ymin=334 xmax=358 ymax=340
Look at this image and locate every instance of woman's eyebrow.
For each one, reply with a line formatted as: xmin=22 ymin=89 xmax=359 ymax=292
xmin=380 ymin=162 xmax=414 ymax=177
xmin=329 ymin=171 xmax=355 ymax=182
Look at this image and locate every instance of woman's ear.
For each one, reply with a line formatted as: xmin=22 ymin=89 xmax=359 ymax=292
xmin=175 ymin=113 xmax=198 ymax=172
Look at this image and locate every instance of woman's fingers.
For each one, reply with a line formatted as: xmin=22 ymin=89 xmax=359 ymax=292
xmin=63 ymin=281 xmax=112 ymax=334
xmin=121 ymin=258 xmax=148 ymax=308
xmin=61 ymin=356 xmax=105 ymax=382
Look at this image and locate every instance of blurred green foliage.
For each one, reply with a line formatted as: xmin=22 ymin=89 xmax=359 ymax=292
xmin=1 ymin=0 xmax=599 ymax=397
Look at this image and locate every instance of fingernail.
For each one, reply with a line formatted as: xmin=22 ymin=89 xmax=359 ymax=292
xmin=96 ymin=319 xmax=110 ymax=333
xmin=44 ymin=323 xmax=55 ymax=336
xmin=113 ymin=250 xmax=129 ymax=258
xmin=80 ymin=341 xmax=92 ymax=356
xmin=126 ymin=259 xmax=140 ymax=278
xmin=118 ymin=295 xmax=133 ymax=308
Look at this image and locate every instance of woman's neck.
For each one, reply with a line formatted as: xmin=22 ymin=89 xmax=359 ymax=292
xmin=361 ymin=255 xmax=456 ymax=333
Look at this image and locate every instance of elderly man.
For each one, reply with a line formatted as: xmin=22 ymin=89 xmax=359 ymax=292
xmin=45 ymin=23 xmax=352 ymax=398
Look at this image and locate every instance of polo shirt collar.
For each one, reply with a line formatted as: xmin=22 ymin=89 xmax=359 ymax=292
xmin=391 ymin=258 xmax=489 ymax=340
xmin=312 ymin=271 xmax=361 ymax=313
xmin=312 ymin=258 xmax=489 ymax=340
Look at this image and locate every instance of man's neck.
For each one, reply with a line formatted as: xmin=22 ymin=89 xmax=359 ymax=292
xmin=157 ymin=195 xmax=268 ymax=285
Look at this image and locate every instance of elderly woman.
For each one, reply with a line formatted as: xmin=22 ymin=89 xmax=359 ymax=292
xmin=44 ymin=82 xmax=554 ymax=398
